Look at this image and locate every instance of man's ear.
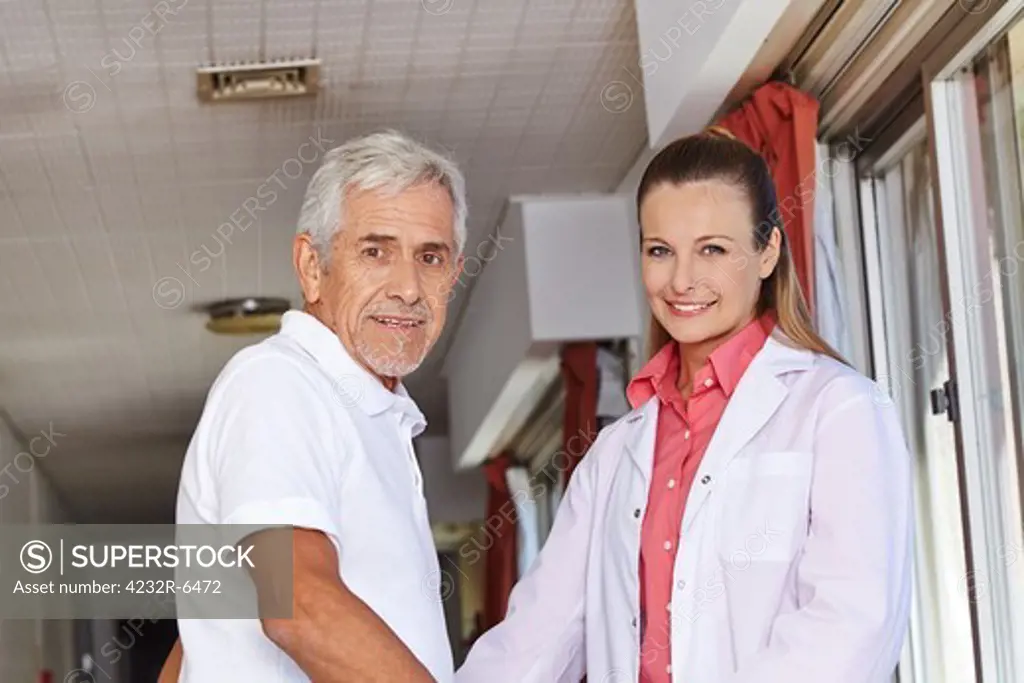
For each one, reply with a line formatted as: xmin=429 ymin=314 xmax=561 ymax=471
xmin=294 ymin=234 xmax=324 ymax=305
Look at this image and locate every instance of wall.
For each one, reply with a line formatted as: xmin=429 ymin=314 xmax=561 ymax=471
xmin=417 ymin=435 xmax=487 ymax=527
xmin=443 ymin=203 xmax=535 ymax=470
xmin=635 ymin=0 xmax=792 ymax=147
xmin=616 ymin=148 xmax=655 ymax=375
xmin=444 ymin=195 xmax=644 ymax=469
xmin=0 ymin=414 xmax=78 ymax=683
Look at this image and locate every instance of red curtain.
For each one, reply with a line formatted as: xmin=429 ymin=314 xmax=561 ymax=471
xmin=713 ymin=81 xmax=820 ymax=308
xmin=561 ymin=342 xmax=599 ymax=485
xmin=481 ymin=450 xmax=518 ymax=630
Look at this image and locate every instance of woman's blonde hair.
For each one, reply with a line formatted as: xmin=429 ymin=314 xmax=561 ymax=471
xmin=638 ymin=131 xmax=847 ymax=365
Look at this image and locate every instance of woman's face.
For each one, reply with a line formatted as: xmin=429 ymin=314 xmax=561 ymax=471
xmin=640 ymin=179 xmax=780 ymax=350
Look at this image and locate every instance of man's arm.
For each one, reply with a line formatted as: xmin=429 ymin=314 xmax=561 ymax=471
xmin=199 ymin=354 xmax=436 ymax=682
xmin=249 ymin=527 xmax=434 ymax=682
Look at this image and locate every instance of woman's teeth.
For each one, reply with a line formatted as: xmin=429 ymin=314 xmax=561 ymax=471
xmin=671 ymin=301 xmax=715 ymax=313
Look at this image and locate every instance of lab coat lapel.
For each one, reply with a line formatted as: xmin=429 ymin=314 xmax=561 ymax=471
xmin=622 ymin=398 xmax=658 ymax=485
xmin=681 ymin=335 xmax=814 ymax=533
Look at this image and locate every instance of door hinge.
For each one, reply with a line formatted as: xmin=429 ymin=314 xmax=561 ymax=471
xmin=930 ymin=379 xmax=960 ymax=423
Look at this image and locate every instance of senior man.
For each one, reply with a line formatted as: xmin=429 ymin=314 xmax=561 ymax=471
xmin=162 ymin=130 xmax=466 ymax=682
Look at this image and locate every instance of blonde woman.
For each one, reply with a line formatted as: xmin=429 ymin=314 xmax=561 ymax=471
xmin=456 ymin=132 xmax=913 ymax=683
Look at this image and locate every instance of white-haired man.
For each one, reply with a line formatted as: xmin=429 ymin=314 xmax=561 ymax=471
xmin=163 ymin=130 xmax=466 ymax=682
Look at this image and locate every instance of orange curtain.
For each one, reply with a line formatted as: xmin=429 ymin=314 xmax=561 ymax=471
xmin=561 ymin=342 xmax=599 ymax=485
xmin=481 ymin=451 xmax=518 ymax=630
xmin=713 ymin=81 xmax=820 ymax=308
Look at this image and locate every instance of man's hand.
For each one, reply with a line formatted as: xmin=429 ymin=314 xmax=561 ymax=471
xmin=248 ymin=527 xmax=436 ymax=683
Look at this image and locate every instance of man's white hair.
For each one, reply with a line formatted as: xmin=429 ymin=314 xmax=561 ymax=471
xmin=297 ymin=129 xmax=467 ymax=261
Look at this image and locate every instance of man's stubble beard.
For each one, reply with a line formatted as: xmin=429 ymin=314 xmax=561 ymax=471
xmin=356 ymin=330 xmax=432 ymax=380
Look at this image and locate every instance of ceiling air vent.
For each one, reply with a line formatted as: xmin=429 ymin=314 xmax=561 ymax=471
xmin=196 ymin=58 xmax=320 ymax=103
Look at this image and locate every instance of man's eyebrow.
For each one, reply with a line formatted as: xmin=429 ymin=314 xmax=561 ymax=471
xmin=419 ymin=241 xmax=451 ymax=253
xmin=358 ymin=233 xmax=399 ymax=243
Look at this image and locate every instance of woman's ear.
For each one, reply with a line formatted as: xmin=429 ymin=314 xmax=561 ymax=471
xmin=759 ymin=226 xmax=783 ymax=279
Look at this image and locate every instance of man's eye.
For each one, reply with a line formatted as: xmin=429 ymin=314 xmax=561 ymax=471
xmin=422 ymin=253 xmax=444 ymax=266
xmin=362 ymin=247 xmax=382 ymax=258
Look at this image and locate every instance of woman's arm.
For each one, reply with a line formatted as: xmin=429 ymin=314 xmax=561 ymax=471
xmin=725 ymin=379 xmax=914 ymax=683
xmin=455 ymin=430 xmax=607 ymax=683
xmin=157 ymin=638 xmax=182 ymax=683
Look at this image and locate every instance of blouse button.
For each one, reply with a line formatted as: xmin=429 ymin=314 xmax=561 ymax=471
xmin=704 ymin=378 xmax=713 ymax=388
xmin=683 ymin=430 xmax=690 ymax=440
xmin=663 ymin=540 xmax=672 ymax=551
xmin=667 ymin=478 xmax=676 ymax=489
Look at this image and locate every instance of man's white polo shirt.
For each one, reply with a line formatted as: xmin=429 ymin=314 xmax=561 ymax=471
xmin=175 ymin=310 xmax=453 ymax=682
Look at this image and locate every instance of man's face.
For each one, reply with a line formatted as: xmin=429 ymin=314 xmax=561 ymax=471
xmin=295 ymin=182 xmax=461 ymax=385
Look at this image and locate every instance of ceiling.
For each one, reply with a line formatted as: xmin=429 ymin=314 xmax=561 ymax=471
xmin=0 ymin=0 xmax=648 ymax=522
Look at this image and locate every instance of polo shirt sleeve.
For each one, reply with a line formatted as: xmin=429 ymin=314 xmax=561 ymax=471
xmin=207 ymin=354 xmax=343 ymax=549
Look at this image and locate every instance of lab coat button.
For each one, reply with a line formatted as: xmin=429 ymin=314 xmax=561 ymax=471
xmin=631 ymin=617 xmax=638 ymax=628
xmin=701 ymin=474 xmax=711 ymax=485
xmin=633 ymin=508 xmax=641 ymax=519
xmin=676 ymin=579 xmax=685 ymax=590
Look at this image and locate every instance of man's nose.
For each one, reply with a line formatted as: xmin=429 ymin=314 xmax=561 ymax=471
xmin=387 ymin=256 xmax=423 ymax=306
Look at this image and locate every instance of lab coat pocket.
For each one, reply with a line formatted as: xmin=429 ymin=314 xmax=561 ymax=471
xmin=716 ymin=450 xmax=813 ymax=565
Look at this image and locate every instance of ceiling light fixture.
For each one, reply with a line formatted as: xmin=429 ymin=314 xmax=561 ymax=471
xmin=204 ymin=297 xmax=291 ymax=335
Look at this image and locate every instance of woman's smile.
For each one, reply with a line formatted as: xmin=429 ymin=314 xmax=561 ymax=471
xmin=664 ymin=299 xmax=719 ymax=317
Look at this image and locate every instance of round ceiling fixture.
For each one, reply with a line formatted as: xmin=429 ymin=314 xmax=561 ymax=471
xmin=204 ymin=297 xmax=291 ymax=335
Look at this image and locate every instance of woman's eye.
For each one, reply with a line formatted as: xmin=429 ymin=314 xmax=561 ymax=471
xmin=647 ymin=245 xmax=670 ymax=257
xmin=701 ymin=244 xmax=726 ymax=256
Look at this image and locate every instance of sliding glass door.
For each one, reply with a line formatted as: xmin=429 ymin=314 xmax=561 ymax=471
xmin=859 ymin=128 xmax=978 ymax=683
xmin=925 ymin=2 xmax=1024 ymax=680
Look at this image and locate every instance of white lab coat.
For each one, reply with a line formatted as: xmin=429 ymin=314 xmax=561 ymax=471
xmin=456 ymin=333 xmax=913 ymax=683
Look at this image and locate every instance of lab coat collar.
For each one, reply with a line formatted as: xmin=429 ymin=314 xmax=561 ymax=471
xmin=622 ymin=330 xmax=815 ymax=499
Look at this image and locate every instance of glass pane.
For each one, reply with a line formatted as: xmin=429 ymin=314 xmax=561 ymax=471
xmin=871 ymin=140 xmax=977 ymax=683
xmin=968 ymin=16 xmax=1024 ymax=678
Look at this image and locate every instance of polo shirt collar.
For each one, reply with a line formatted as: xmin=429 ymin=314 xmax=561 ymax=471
xmin=279 ymin=310 xmax=426 ymax=435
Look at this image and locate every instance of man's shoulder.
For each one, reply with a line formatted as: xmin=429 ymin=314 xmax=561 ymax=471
xmin=187 ymin=334 xmax=352 ymax=445
xmin=212 ymin=333 xmax=326 ymax=399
